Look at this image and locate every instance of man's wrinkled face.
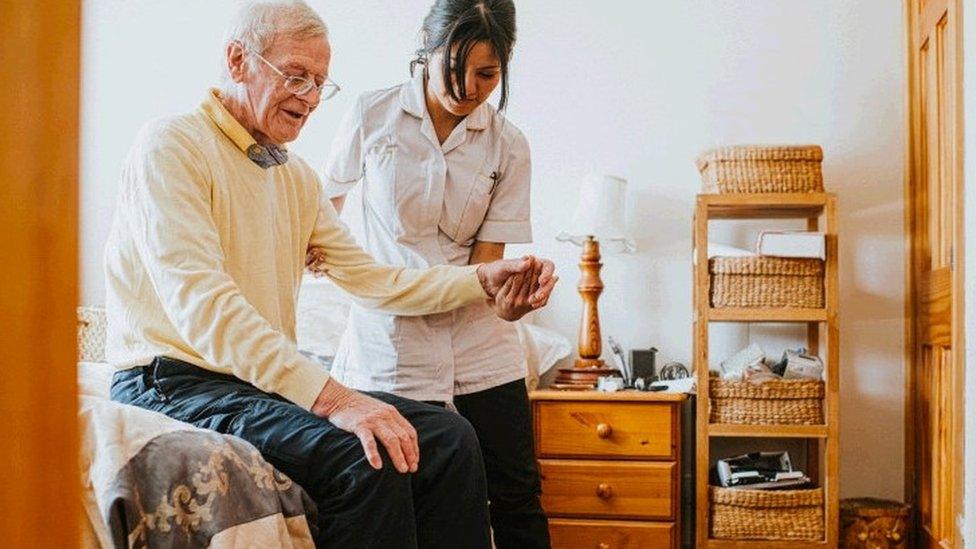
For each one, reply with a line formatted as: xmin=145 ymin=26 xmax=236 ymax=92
xmin=232 ymin=35 xmax=330 ymax=145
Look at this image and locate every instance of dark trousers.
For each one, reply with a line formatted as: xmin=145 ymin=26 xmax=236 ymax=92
xmin=110 ymin=357 xmax=491 ymax=549
xmin=453 ymin=379 xmax=551 ymax=549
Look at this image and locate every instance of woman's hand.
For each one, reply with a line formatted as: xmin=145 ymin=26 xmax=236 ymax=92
xmin=305 ymin=246 xmax=328 ymax=277
xmin=479 ymin=256 xmax=558 ymax=321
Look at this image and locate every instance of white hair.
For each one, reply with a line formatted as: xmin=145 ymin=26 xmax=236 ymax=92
xmin=221 ymin=0 xmax=329 ymax=82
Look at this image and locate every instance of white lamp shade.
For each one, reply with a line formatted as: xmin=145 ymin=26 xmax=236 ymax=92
xmin=556 ymin=174 xmax=636 ymax=253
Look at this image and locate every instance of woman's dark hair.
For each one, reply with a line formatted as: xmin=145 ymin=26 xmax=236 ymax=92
xmin=412 ymin=0 xmax=516 ymax=110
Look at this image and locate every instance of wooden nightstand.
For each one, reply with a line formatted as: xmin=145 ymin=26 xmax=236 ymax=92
xmin=530 ymin=390 xmax=687 ymax=549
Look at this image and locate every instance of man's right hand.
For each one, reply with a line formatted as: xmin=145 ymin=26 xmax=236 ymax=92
xmin=311 ymin=379 xmax=419 ymax=474
xmin=477 ymin=256 xmax=558 ymax=321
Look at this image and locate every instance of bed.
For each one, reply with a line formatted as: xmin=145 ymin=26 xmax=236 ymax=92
xmin=79 ymin=277 xmax=570 ymax=548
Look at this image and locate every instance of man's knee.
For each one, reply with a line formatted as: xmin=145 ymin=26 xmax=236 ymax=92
xmin=429 ymin=407 xmax=481 ymax=457
xmin=418 ymin=409 xmax=485 ymax=488
xmin=310 ymin=430 xmax=413 ymax=500
xmin=354 ymin=451 xmax=413 ymax=498
xmin=302 ymin=429 xmax=417 ymax=546
xmin=448 ymin=409 xmax=479 ymax=446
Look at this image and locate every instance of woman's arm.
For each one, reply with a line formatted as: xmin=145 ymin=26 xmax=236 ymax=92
xmin=468 ymin=241 xmax=505 ymax=264
xmin=323 ymin=95 xmax=365 ymax=206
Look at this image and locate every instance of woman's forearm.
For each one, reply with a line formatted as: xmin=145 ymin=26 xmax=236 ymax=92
xmin=468 ymin=241 xmax=505 ymax=264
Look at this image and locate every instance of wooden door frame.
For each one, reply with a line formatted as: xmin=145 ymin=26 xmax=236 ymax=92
xmin=902 ymin=0 xmax=966 ymax=545
xmin=0 ymin=2 xmax=81 ymax=546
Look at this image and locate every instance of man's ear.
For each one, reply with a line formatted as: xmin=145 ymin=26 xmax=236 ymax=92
xmin=226 ymin=41 xmax=248 ymax=84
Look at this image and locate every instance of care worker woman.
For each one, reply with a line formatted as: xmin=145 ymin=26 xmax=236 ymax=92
xmin=322 ymin=1 xmax=551 ymax=547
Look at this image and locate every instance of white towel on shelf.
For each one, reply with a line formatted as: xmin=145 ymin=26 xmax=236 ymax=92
xmin=756 ymin=231 xmax=826 ymax=259
xmin=706 ymin=243 xmax=755 ymax=258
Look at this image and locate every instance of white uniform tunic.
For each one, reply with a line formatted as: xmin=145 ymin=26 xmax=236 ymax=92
xmin=324 ymin=71 xmax=533 ymax=401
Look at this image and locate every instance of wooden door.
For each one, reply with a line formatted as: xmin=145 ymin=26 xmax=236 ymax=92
xmin=0 ymin=2 xmax=81 ymax=546
xmin=904 ymin=0 xmax=964 ymax=546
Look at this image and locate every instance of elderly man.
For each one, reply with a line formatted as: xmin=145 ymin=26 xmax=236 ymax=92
xmin=104 ymin=1 xmax=556 ymax=548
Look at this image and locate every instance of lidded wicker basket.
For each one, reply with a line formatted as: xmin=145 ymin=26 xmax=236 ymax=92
xmin=710 ymin=256 xmax=825 ymax=309
xmin=710 ymin=377 xmax=825 ymax=425
xmin=710 ymin=486 xmax=825 ymax=541
xmin=697 ymin=145 xmax=824 ymax=193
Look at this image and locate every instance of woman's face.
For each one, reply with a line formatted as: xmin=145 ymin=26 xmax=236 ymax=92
xmin=428 ymin=40 xmax=502 ymax=117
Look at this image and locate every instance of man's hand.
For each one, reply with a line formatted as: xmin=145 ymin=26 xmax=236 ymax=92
xmin=311 ymin=379 xmax=418 ymax=474
xmin=477 ymin=256 xmax=558 ymax=321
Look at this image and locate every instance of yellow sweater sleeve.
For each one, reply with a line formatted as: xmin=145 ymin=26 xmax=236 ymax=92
xmin=307 ymin=191 xmax=487 ymax=315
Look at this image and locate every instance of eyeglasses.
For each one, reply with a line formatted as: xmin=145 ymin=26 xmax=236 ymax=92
xmin=249 ymin=50 xmax=340 ymax=101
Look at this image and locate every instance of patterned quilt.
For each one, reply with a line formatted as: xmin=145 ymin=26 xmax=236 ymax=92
xmin=79 ymin=362 xmax=318 ymax=548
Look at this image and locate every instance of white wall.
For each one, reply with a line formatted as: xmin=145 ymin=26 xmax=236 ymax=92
xmin=81 ymin=0 xmax=906 ymax=500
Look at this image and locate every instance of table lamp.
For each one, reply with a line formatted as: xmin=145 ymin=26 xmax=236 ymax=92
xmin=554 ymin=174 xmax=636 ymax=389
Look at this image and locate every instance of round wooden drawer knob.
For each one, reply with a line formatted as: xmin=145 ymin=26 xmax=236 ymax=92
xmin=857 ymin=532 xmax=868 ymax=541
xmin=596 ymin=423 xmax=613 ymax=439
xmin=596 ymin=483 xmax=613 ymax=500
xmin=889 ymin=532 xmax=901 ymax=542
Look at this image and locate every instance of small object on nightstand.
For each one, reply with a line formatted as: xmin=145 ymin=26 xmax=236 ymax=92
xmin=596 ymin=376 xmax=625 ymax=392
xmin=659 ymin=361 xmax=690 ymax=380
xmin=631 ymin=347 xmax=658 ymax=384
xmin=607 ymin=336 xmax=631 ymax=382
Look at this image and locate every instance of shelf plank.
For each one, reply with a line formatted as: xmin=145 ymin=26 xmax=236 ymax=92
xmin=700 ymin=192 xmax=830 ymax=219
xmin=707 ymin=308 xmax=828 ymax=322
xmin=708 ymin=424 xmax=828 ymax=438
xmin=707 ymin=539 xmax=829 ymax=548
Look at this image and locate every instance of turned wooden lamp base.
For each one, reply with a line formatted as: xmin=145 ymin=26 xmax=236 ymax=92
xmin=553 ymin=236 xmax=621 ymax=391
xmin=553 ymin=363 xmax=621 ymax=390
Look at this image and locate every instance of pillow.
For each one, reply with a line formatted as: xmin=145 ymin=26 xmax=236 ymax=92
xmin=78 ymin=360 xmax=115 ymax=400
xmin=516 ymin=322 xmax=572 ymax=391
xmin=296 ymin=275 xmax=350 ymax=358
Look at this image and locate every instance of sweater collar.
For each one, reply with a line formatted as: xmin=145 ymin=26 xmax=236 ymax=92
xmin=201 ymin=88 xmax=289 ymax=168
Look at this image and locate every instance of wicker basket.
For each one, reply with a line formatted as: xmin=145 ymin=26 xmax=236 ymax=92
xmin=696 ymin=145 xmax=824 ymax=193
xmin=840 ymin=498 xmax=909 ymax=547
xmin=78 ymin=306 xmax=107 ymax=362
xmin=710 ymin=256 xmax=824 ymax=309
xmin=710 ymin=486 xmax=825 ymax=541
xmin=710 ymin=377 xmax=825 ymax=425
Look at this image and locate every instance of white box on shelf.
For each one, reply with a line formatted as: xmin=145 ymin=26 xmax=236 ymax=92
xmin=756 ymin=231 xmax=826 ymax=259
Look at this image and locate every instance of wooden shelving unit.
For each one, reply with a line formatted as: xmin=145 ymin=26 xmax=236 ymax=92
xmin=693 ymin=192 xmax=840 ymax=548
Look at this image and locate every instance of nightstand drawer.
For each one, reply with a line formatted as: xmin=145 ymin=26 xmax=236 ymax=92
xmin=549 ymin=518 xmax=675 ymax=549
xmin=540 ymin=459 xmax=676 ymax=520
xmin=536 ymin=401 xmax=677 ymax=459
